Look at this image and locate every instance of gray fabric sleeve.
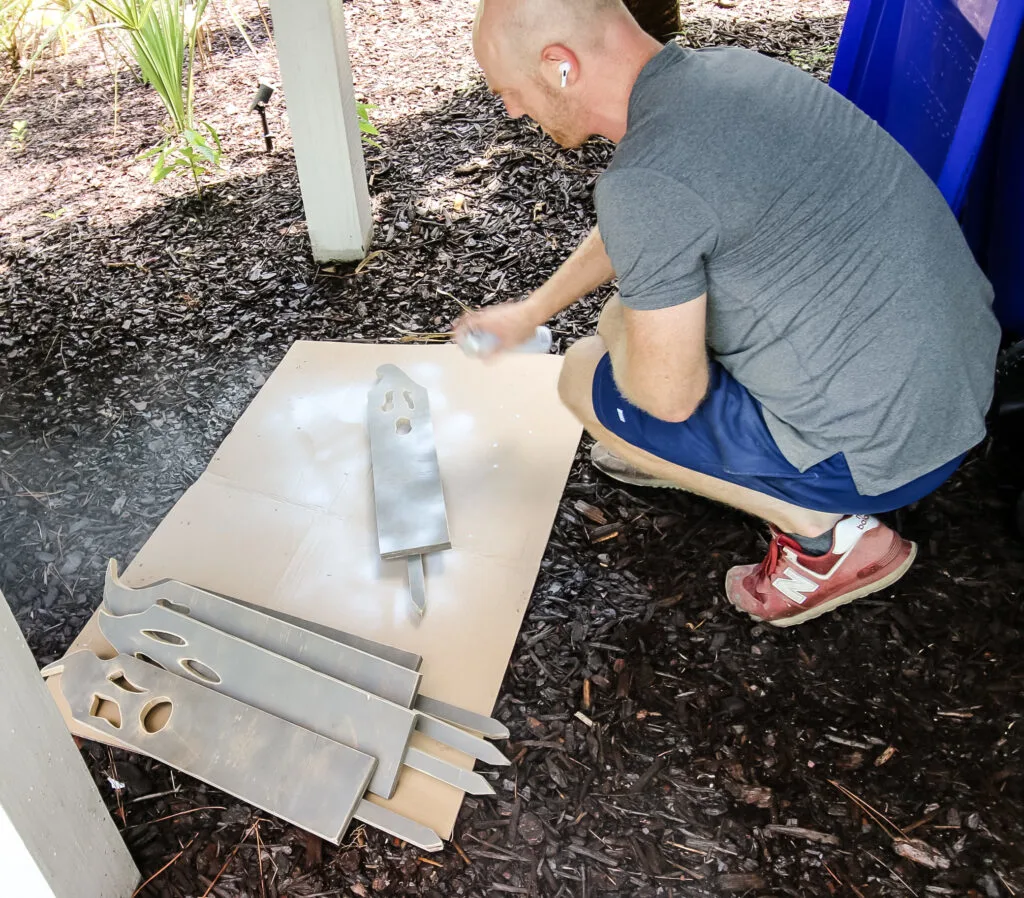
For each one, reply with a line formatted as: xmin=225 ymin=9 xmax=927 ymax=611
xmin=595 ymin=169 xmax=719 ymax=311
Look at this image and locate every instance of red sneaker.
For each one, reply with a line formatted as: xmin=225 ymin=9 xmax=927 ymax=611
xmin=725 ymin=515 xmax=917 ymax=627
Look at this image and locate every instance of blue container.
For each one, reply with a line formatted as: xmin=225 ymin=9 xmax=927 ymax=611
xmin=963 ymin=32 xmax=1024 ymax=333
xmin=831 ymin=0 xmax=1024 ymax=333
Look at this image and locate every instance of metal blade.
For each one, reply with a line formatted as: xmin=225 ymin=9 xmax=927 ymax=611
xmin=413 ymin=695 xmax=510 ymax=740
xmin=415 ymin=714 xmax=510 ymax=766
xmin=403 ymin=747 xmax=495 ymax=796
xmin=353 ymin=799 xmax=443 ymax=852
xmin=407 ymin=554 xmax=426 ymax=616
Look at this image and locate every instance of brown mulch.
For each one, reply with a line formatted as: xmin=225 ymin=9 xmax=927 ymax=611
xmin=2 ymin=1 xmax=1023 ymax=896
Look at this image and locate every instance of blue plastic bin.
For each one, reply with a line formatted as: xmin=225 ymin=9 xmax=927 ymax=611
xmin=830 ymin=0 xmax=1024 ymax=333
xmin=963 ymin=31 xmax=1024 ymax=334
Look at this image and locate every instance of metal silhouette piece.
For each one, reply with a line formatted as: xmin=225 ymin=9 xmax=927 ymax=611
xmin=96 ymin=604 xmax=497 ymax=799
xmin=47 ymin=651 xmax=445 ymax=851
xmin=103 ymin=560 xmax=421 ymax=708
xmin=102 ymin=560 xmax=510 ymax=741
xmin=367 ymin=365 xmax=451 ymax=614
xmin=50 ymin=650 xmax=376 ymax=844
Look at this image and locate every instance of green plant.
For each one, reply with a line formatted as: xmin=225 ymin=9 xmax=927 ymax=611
xmin=0 ymin=0 xmax=86 ymax=71
xmin=356 ymin=100 xmax=379 ymax=148
xmin=1 ymin=0 xmax=31 ymax=68
xmin=0 ymin=1 xmax=101 ymax=111
xmin=91 ymin=0 xmax=220 ymax=197
xmin=140 ymin=120 xmax=220 ymax=192
xmin=788 ymin=45 xmax=837 ymax=78
xmin=9 ymin=117 xmax=27 ymax=146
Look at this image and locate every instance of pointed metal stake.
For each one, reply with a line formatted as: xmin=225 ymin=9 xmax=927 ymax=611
xmin=407 ymin=554 xmax=427 ymax=616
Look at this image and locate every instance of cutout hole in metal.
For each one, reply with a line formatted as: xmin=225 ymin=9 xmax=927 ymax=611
xmin=90 ymin=696 xmax=122 ymax=729
xmin=403 ymin=390 xmax=415 ymax=410
xmin=134 ymin=652 xmax=162 ymax=669
xmin=381 ymin=390 xmax=395 ymax=412
xmin=142 ymin=700 xmax=172 ymax=734
xmin=395 ymin=417 xmax=412 ymax=435
xmin=180 ymin=658 xmax=221 ymax=684
xmin=156 ymin=598 xmax=191 ymax=616
xmin=107 ymin=672 xmax=147 ymax=694
xmin=142 ymin=629 xmax=186 ymax=646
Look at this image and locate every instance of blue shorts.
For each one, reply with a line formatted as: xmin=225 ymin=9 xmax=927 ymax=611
xmin=591 ymin=354 xmax=963 ymax=514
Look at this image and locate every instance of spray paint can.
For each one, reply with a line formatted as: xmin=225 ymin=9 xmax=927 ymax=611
xmin=459 ymin=326 xmax=552 ymax=358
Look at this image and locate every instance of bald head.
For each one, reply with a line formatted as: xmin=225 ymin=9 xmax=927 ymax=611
xmin=475 ymin=0 xmax=629 ymax=74
xmin=473 ymin=0 xmax=662 ymax=147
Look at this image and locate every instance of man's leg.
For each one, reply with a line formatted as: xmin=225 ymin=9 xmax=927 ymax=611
xmin=557 ymin=320 xmax=917 ymax=627
xmin=558 ymin=333 xmax=843 ymax=537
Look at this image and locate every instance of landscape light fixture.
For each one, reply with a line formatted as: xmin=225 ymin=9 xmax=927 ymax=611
xmin=250 ymin=79 xmax=276 ymax=153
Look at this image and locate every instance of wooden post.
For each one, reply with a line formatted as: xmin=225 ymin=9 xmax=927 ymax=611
xmin=268 ymin=0 xmax=373 ymax=262
xmin=0 ymin=590 xmax=138 ymax=898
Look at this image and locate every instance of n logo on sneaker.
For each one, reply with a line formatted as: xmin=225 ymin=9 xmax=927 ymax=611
xmin=772 ymin=567 xmax=819 ymax=605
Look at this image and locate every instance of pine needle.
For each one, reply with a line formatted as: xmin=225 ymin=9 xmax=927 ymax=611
xmin=829 ymin=779 xmax=906 ymax=839
xmin=132 ymin=836 xmax=196 ymax=897
xmin=397 ymin=332 xmax=452 ymax=343
xmin=255 ymin=819 xmax=267 ymax=898
xmin=127 ymin=805 xmax=225 ymax=830
xmin=453 ymin=841 xmax=472 ymax=865
xmin=107 ymin=746 xmax=126 ymax=826
xmin=866 ymin=851 xmax=919 ymax=896
xmin=201 ymin=821 xmax=258 ymax=897
xmin=437 ymin=287 xmax=472 ymax=314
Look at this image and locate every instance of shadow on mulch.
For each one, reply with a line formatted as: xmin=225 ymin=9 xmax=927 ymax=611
xmin=2 ymin=6 xmax=1024 ymax=897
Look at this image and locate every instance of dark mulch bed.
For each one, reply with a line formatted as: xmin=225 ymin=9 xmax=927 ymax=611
xmin=2 ymin=1 xmax=1023 ymax=895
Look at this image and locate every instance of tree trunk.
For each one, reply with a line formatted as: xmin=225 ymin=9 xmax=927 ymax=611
xmin=623 ymin=0 xmax=681 ymax=43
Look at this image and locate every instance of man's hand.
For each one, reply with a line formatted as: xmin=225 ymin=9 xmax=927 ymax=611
xmin=453 ymin=300 xmax=546 ymax=357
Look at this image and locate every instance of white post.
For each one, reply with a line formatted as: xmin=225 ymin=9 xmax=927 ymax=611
xmin=269 ymin=0 xmax=374 ymax=262
xmin=0 ymin=590 xmax=138 ymax=898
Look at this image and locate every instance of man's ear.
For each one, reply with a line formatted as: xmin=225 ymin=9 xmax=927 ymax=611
xmin=541 ymin=44 xmax=579 ymax=89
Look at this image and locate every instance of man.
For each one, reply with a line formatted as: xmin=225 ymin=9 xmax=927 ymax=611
xmin=457 ymin=0 xmax=1001 ymax=626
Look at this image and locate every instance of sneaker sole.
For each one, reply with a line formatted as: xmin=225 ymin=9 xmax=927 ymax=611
xmin=593 ymin=466 xmax=684 ymax=491
xmin=749 ymin=541 xmax=918 ymax=628
xmin=591 ymin=443 xmax=688 ymax=491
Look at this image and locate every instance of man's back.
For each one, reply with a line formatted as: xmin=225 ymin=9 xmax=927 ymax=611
xmin=595 ymin=44 xmax=1001 ymax=495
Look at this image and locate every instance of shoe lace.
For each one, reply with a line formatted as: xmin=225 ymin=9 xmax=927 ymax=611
xmin=757 ymin=535 xmax=783 ymax=578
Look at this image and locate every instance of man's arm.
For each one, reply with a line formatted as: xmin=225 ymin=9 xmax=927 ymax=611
xmin=599 ymin=294 xmax=709 ymax=423
xmin=454 ymin=228 xmax=615 ymax=350
xmin=525 ymin=226 xmax=616 ymax=321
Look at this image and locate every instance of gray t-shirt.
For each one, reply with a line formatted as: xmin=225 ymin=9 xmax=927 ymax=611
xmin=594 ymin=44 xmax=1001 ymax=495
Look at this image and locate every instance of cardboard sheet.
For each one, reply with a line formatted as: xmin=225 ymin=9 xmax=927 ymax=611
xmin=47 ymin=341 xmax=582 ymax=838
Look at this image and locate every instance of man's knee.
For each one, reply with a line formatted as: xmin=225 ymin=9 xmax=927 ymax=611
xmin=558 ymin=335 xmax=607 ymax=422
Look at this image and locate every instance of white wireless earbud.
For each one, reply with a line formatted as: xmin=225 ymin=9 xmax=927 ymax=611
xmin=559 ymin=61 xmax=571 ymax=88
